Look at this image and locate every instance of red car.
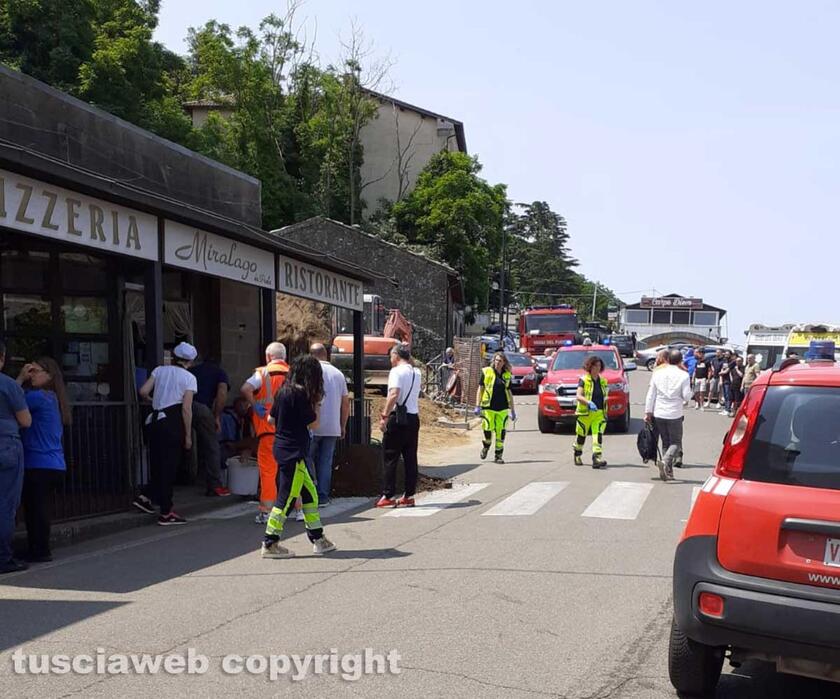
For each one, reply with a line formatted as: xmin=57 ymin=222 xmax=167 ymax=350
xmin=504 ymin=352 xmax=539 ymax=394
xmin=671 ymin=356 xmax=840 ymax=695
xmin=537 ymin=344 xmax=635 ymax=433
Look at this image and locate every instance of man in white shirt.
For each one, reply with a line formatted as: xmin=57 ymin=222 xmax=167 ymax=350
xmin=645 ymin=349 xmax=693 ymax=481
xmin=376 ymin=345 xmax=421 ymax=508
xmin=309 ymin=343 xmax=350 ymax=506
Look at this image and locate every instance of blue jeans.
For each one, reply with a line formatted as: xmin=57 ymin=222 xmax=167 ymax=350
xmin=309 ymin=436 xmax=338 ymax=503
xmin=722 ymin=382 xmax=732 ymax=411
xmin=0 ymin=436 xmax=24 ymax=564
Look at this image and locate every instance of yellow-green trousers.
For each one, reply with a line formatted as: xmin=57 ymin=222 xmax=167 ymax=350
xmin=574 ymin=410 xmax=606 ymax=456
xmin=481 ymin=408 xmax=509 ymax=458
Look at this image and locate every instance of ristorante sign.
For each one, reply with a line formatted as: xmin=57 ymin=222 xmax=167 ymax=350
xmin=0 ymin=169 xmax=157 ymax=260
xmin=640 ymin=296 xmax=703 ymax=310
xmin=163 ymin=220 xmax=275 ymax=289
xmin=277 ymin=255 xmax=363 ymax=311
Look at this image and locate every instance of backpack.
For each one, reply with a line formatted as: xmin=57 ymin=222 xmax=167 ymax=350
xmin=637 ymin=421 xmax=659 ymax=463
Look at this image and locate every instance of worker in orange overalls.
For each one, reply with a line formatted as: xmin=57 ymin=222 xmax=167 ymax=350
xmin=240 ymin=342 xmax=289 ymax=524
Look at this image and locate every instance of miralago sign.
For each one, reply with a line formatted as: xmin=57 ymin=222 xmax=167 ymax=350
xmin=163 ymin=220 xmax=276 ymax=289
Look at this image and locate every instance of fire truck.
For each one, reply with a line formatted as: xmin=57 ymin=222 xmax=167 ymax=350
xmin=517 ymin=305 xmax=581 ymax=355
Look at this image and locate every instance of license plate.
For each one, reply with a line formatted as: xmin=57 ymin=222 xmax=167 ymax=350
xmin=558 ymin=397 xmax=576 ymax=406
xmin=824 ymin=538 xmax=840 ymax=568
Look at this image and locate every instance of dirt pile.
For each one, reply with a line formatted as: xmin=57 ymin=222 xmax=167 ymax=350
xmin=276 ymin=294 xmax=332 ymax=357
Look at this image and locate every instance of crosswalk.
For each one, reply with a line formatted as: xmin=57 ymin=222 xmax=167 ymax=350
xmin=378 ymin=478 xmax=694 ymax=523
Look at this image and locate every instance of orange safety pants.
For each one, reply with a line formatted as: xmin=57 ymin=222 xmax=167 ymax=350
xmin=252 ymin=413 xmax=278 ymax=512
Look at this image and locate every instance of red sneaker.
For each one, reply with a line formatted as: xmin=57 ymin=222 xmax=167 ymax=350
xmin=396 ymin=496 xmax=415 ymax=508
xmin=213 ymin=486 xmax=231 ymax=497
xmin=376 ymin=496 xmax=397 ymax=508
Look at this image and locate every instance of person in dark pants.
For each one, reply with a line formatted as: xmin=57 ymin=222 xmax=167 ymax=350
xmin=17 ymin=357 xmax=71 ymax=563
xmin=0 ymin=340 xmax=32 ymax=574
xmin=645 ymin=349 xmax=693 ymax=481
xmin=134 ymin=343 xmax=197 ymax=525
xmin=376 ymin=346 xmax=422 ymax=509
xmin=261 ymin=355 xmax=336 ymax=559
xmin=189 ymin=356 xmax=230 ymax=497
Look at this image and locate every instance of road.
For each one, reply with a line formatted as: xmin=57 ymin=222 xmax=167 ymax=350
xmin=1 ymin=369 xmax=837 ymax=698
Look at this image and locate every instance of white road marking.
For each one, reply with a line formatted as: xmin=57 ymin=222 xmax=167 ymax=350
xmin=383 ymin=483 xmax=490 ymax=517
xmin=581 ymin=481 xmax=654 ymax=520
xmin=482 ymin=482 xmax=569 ymax=516
xmin=197 ymin=497 xmax=372 ymax=521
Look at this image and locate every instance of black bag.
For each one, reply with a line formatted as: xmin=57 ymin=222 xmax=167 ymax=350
xmin=637 ymin=421 xmax=659 ymax=463
xmin=394 ymin=369 xmax=416 ymax=426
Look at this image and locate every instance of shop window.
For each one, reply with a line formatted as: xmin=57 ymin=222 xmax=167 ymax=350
xmin=60 ymin=253 xmax=109 ymax=292
xmin=0 ymin=250 xmax=49 ymax=291
xmin=3 ymin=294 xmax=52 ymax=333
xmin=693 ymin=311 xmax=718 ymax=326
xmin=61 ymin=297 xmax=109 ymax=334
xmin=625 ymin=310 xmax=650 ymax=324
xmin=671 ymin=310 xmax=690 ymax=324
xmin=652 ymin=310 xmax=671 ymax=324
xmin=4 ymin=336 xmax=51 ymax=377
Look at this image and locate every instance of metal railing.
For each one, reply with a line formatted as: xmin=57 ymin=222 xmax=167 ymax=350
xmin=53 ymin=402 xmax=140 ymax=522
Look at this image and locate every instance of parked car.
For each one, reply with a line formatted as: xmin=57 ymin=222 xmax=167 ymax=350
xmin=504 ymin=352 xmax=539 ymax=393
xmin=635 ymin=344 xmax=669 ymax=371
xmin=670 ymin=356 xmax=840 ymax=696
xmin=537 ymin=344 xmax=636 ymax=433
xmin=609 ymin=334 xmax=635 ymax=357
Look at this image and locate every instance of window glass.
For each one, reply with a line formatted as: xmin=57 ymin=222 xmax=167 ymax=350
xmin=60 ymin=253 xmax=108 ymax=292
xmin=626 ymin=310 xmax=649 ymax=324
xmin=2 ymin=336 xmax=51 ymax=377
xmin=552 ymin=350 xmax=620 ymax=371
xmin=3 ymin=294 xmax=52 ymax=333
xmin=505 ymin=353 xmax=533 ymax=367
xmin=524 ymin=314 xmax=579 ymax=333
xmin=0 ymin=250 xmax=50 ymax=291
xmin=62 ymin=340 xmax=109 ymax=379
xmin=652 ymin=310 xmax=671 ymax=324
xmin=693 ymin=311 xmax=718 ymax=326
xmin=743 ymin=386 xmax=840 ymax=491
xmin=671 ymin=310 xmax=690 ymax=324
xmin=61 ymin=297 xmax=108 ymax=334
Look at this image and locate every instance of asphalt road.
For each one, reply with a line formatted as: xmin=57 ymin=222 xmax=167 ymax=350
xmin=1 ymin=369 xmax=837 ymax=698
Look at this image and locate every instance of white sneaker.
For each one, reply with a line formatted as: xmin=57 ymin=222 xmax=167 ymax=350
xmin=312 ymin=537 xmax=337 ymax=555
xmin=719 ymin=410 xmax=729 ymax=416
xmin=295 ymin=509 xmax=305 ymax=522
xmin=255 ymin=512 xmax=269 ymax=525
xmin=261 ymin=541 xmax=294 ymax=559
xmin=694 ymin=404 xmax=701 ymax=410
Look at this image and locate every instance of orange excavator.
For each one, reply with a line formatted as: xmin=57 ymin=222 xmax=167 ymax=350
xmin=331 ymin=294 xmax=413 ymax=391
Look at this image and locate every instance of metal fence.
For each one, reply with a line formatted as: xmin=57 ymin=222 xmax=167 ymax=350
xmin=53 ymin=402 xmax=141 ymax=522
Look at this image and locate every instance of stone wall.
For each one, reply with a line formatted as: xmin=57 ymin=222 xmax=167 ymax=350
xmin=277 ymin=218 xmax=456 ymax=362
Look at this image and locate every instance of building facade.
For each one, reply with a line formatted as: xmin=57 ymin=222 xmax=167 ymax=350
xmin=620 ymin=294 xmax=727 ymax=346
xmin=0 ymin=67 xmax=373 ymax=521
xmin=359 ymin=90 xmax=466 ymax=218
xmin=276 ymin=217 xmax=464 ymax=361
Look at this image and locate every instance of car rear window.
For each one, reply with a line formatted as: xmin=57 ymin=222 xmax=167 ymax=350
xmin=743 ymin=385 xmax=840 ymax=490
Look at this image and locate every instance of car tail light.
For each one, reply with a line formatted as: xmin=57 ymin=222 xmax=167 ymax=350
xmin=698 ymin=592 xmax=725 ymax=618
xmin=715 ymin=385 xmax=767 ymax=479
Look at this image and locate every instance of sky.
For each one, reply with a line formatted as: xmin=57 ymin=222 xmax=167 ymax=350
xmin=154 ymin=0 xmax=840 ymax=342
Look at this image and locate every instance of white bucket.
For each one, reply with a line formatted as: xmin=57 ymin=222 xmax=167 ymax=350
xmin=226 ymin=457 xmax=259 ymax=496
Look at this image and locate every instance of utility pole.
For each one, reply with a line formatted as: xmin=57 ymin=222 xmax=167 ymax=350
xmin=499 ymin=227 xmax=507 ymax=346
xmin=591 ymin=281 xmax=598 ymax=321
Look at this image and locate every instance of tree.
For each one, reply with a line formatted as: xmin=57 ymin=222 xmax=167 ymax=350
xmin=507 ymin=201 xmax=581 ymax=308
xmin=392 ymin=151 xmax=508 ymax=310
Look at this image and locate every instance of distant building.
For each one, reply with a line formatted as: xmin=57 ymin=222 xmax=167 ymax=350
xmin=620 ymin=294 xmax=727 ymax=345
xmin=183 ymin=98 xmax=235 ymax=128
xmin=359 ymin=89 xmax=466 ymax=217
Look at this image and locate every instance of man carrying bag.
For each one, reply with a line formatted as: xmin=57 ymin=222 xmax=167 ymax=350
xmin=376 ymin=346 xmax=422 ymax=509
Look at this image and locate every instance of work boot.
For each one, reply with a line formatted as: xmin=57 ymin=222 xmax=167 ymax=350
xmin=592 ymin=454 xmax=607 ymax=469
xmin=480 ymin=444 xmax=490 ymax=460
xmin=573 ymin=452 xmax=583 ymax=466
xmin=494 ymin=455 xmax=505 ymax=464
xmin=261 ymin=541 xmax=294 ymax=559
xmin=312 ymin=537 xmax=337 ymax=555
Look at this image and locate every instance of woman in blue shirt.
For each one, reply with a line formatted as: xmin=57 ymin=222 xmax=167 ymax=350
xmin=17 ymin=357 xmax=71 ymax=562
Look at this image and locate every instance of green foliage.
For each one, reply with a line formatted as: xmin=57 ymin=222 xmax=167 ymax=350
xmin=392 ymin=151 xmax=507 ymax=310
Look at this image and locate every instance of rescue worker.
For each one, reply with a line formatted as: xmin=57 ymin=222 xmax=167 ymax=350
xmin=241 ymin=342 xmax=290 ymax=524
xmin=474 ymin=352 xmax=516 ymax=464
xmin=574 ymin=355 xmax=608 ymax=469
